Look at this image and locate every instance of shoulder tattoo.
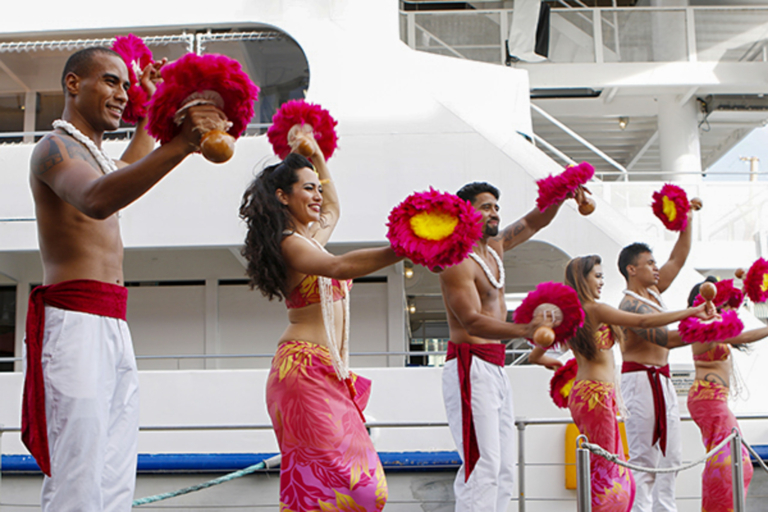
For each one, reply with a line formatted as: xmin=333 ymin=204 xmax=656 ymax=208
xmin=59 ymin=135 xmax=99 ymax=170
xmin=619 ymin=296 xmax=669 ymax=347
xmin=31 ymin=137 xmax=63 ymax=175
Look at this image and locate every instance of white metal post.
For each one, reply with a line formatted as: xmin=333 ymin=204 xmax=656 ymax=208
xmin=731 ymin=429 xmax=745 ymax=512
xmin=517 ymin=422 xmax=526 ymax=512
xmin=576 ymin=435 xmax=592 ymax=512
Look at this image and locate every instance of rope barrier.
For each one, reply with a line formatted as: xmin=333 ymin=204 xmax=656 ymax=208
xmin=741 ymin=437 xmax=768 ymax=475
xmin=582 ymin=432 xmax=737 ymax=474
xmin=131 ymin=454 xmax=281 ymax=507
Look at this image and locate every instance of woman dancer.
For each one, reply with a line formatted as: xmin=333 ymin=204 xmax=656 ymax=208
xmin=686 ymin=278 xmax=768 ymax=511
xmin=240 ymin=140 xmax=399 ymax=511
xmin=563 ymin=255 xmax=712 ymax=512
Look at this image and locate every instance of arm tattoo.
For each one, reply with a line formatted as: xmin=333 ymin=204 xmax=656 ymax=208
xmin=32 ymin=137 xmax=63 ymax=175
xmin=703 ymin=372 xmax=728 ymax=387
xmin=499 ymin=221 xmax=525 ymax=245
xmin=619 ymin=296 xmax=669 ymax=347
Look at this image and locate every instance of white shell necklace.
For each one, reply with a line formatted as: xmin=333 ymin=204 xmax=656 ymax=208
xmin=52 ymin=119 xmax=118 ymax=174
xmin=469 ymin=247 xmax=505 ymax=289
xmin=622 ymin=289 xmax=668 ymax=312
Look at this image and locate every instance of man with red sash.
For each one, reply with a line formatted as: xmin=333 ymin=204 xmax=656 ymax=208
xmin=438 ymin=182 xmax=570 ymax=512
xmin=617 ymin=215 xmax=694 ymax=512
xmin=25 ymin=47 xmax=226 ymax=511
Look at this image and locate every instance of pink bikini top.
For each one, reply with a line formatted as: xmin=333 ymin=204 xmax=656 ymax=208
xmin=595 ymin=324 xmax=615 ymax=350
xmin=693 ymin=343 xmax=730 ymax=363
xmin=285 ymin=274 xmax=351 ymax=309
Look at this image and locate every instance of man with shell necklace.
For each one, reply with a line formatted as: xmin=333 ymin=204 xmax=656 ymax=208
xmin=25 ymin=47 xmax=226 ymax=511
xmin=438 ymin=181 xmax=572 ymax=512
xmin=617 ymin=210 xmax=694 ymax=512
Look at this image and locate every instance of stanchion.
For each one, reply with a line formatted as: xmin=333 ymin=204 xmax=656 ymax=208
xmin=576 ymin=434 xmax=591 ymax=512
xmin=517 ymin=422 xmax=526 ymax=512
xmin=731 ymin=428 xmax=745 ymax=512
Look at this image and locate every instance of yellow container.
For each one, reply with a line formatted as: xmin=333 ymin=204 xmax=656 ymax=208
xmin=565 ymin=421 xmax=629 ymax=489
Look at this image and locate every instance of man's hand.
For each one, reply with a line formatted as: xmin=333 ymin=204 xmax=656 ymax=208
xmin=177 ymin=104 xmax=229 ymax=152
xmin=139 ymin=58 xmax=167 ymax=98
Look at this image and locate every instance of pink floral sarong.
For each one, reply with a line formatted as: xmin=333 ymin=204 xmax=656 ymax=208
xmin=266 ymin=341 xmax=388 ymax=512
xmin=568 ymin=380 xmax=635 ymax=512
xmin=687 ymin=380 xmax=752 ymax=512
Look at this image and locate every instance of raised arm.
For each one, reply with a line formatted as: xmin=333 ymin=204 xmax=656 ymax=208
xmin=495 ymin=201 xmax=564 ymax=252
xmin=721 ymin=325 xmax=768 ymax=346
xmin=31 ymin=105 xmax=224 ymax=220
xmin=439 ymin=261 xmax=539 ymax=340
xmin=281 ymin=234 xmax=401 ymax=280
xmin=307 ymin=143 xmax=339 ymax=246
xmin=118 ymin=60 xmax=168 ymax=165
xmin=657 ymin=210 xmax=693 ymax=292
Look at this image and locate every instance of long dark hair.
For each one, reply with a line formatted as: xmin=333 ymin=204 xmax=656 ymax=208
xmin=564 ymin=255 xmax=623 ymax=361
xmin=239 ymin=153 xmax=313 ymax=301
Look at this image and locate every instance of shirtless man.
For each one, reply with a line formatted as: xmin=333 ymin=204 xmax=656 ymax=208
xmin=617 ymin=211 xmax=693 ymax=512
xmin=24 ymin=47 xmax=226 ymax=511
xmin=439 ymin=181 xmax=571 ymax=512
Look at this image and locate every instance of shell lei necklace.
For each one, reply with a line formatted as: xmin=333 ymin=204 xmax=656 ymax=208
xmin=622 ymin=288 xmax=667 ymax=312
xmin=469 ymin=247 xmax=505 ymax=289
xmin=52 ymin=119 xmax=118 ymax=174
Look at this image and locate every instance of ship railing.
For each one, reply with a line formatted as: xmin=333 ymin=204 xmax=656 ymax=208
xmin=3 ymin=414 xmax=768 ymax=510
xmin=0 ymin=349 xmax=533 ymax=370
xmin=400 ymin=4 xmax=768 ymax=65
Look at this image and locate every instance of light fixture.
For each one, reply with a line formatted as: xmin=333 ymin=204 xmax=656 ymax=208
xmin=404 ymin=265 xmax=414 ymax=279
xmin=618 ymin=116 xmax=629 ymax=130
xmin=408 ymin=303 xmax=416 ymax=314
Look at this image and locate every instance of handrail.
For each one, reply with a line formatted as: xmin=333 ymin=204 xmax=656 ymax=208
xmin=531 ymin=103 xmax=628 ymax=178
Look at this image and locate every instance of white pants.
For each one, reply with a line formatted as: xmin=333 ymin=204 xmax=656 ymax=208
xmin=36 ymin=305 xmax=140 ymax=512
xmin=443 ymin=358 xmax=516 ymax=512
xmin=621 ymin=370 xmax=682 ymax=512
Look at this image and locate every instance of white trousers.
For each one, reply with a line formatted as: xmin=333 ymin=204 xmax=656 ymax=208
xmin=443 ymin=358 xmax=516 ymax=512
xmin=621 ymin=370 xmax=682 ymax=512
xmin=36 ymin=305 xmax=140 ymax=512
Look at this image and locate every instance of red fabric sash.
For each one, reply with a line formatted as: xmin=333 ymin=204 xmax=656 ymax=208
xmin=622 ymin=361 xmax=671 ymax=456
xmin=22 ymin=279 xmax=128 ymax=477
xmin=446 ymin=341 xmax=506 ymax=481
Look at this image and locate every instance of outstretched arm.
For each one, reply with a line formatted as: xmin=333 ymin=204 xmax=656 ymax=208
xmin=618 ymin=295 xmax=688 ymax=349
xmin=281 ymin=234 xmax=401 ymax=280
xmin=588 ymin=301 xmax=710 ymax=329
xmin=722 ymin=326 xmax=768 ymax=346
xmin=657 ymin=210 xmax=693 ymax=293
xmin=31 ymin=105 xmax=224 ymax=220
xmin=529 ymin=345 xmax=563 ymax=370
xmin=440 ymin=261 xmax=540 ymax=340
xmin=495 ymin=201 xmax=564 ymax=252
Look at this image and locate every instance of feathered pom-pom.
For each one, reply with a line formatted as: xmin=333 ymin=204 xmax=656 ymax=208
xmin=386 ymin=188 xmax=482 ymax=269
xmin=744 ymin=258 xmax=768 ymax=303
xmin=147 ymin=53 xmax=260 ymax=144
xmin=652 ymin=184 xmax=690 ymax=232
xmin=112 ymin=34 xmax=153 ymax=125
xmin=549 ymin=358 xmax=578 ymax=409
xmin=536 ymin=162 xmax=594 ymax=212
xmin=513 ymin=282 xmax=585 ymax=349
xmin=267 ymin=100 xmax=338 ymax=160
xmin=679 ymin=310 xmax=744 ymax=343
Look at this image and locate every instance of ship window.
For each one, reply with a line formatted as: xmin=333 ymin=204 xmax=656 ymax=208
xmin=0 ymin=286 xmax=15 ymax=372
xmin=0 ymin=94 xmax=24 ymax=143
xmin=200 ymin=32 xmax=309 ymax=134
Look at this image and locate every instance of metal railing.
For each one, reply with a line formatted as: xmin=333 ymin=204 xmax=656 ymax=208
xmin=3 ymin=414 xmax=768 ymax=510
xmin=400 ymin=5 xmax=768 ymax=65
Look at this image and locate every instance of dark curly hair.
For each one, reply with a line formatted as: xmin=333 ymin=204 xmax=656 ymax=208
xmin=564 ymin=255 xmax=623 ymax=361
xmin=62 ymin=47 xmax=123 ymax=93
xmin=239 ymin=153 xmax=313 ymax=301
xmin=617 ymin=242 xmax=652 ymax=281
xmin=456 ymin=182 xmax=500 ymax=204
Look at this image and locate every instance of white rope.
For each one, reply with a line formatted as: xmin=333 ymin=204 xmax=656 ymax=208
xmin=469 ymin=248 xmax=505 ymax=289
xmin=0 ymin=35 xmax=192 ymax=53
xmin=582 ymin=431 xmax=736 ymax=474
xmin=741 ymin=437 xmax=768 ymax=475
